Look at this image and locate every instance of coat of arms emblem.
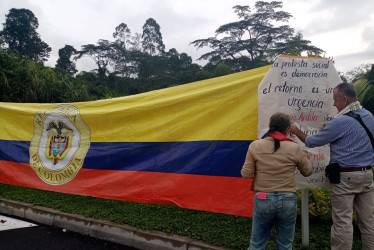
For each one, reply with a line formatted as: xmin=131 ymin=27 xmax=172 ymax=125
xmin=45 ymin=121 xmax=74 ymax=165
xmin=30 ymin=105 xmax=90 ymax=185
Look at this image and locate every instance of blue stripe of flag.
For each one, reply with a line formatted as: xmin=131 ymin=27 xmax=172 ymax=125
xmin=0 ymin=140 xmax=252 ymax=177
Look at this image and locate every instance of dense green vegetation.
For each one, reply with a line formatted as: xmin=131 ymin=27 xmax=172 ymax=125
xmin=0 ymin=183 xmax=365 ymax=250
xmin=353 ymin=65 xmax=374 ymax=114
xmin=0 ymin=48 xmax=115 ymax=102
xmin=0 ymin=2 xmax=327 ymax=103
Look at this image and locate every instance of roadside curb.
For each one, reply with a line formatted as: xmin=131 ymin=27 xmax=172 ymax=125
xmin=0 ymin=198 xmax=235 ymax=250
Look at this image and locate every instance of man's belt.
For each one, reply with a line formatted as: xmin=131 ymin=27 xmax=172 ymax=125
xmin=340 ymin=166 xmax=372 ymax=172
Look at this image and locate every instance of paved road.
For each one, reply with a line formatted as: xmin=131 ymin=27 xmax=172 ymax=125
xmin=0 ymin=215 xmax=138 ymax=250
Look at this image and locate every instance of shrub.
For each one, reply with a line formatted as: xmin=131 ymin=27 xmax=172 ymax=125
xmin=297 ymin=188 xmax=331 ymax=221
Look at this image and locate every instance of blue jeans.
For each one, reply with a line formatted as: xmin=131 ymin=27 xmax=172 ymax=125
xmin=249 ymin=192 xmax=297 ymax=250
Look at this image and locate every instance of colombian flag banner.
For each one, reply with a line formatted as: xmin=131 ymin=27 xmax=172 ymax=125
xmin=0 ymin=65 xmax=270 ymax=217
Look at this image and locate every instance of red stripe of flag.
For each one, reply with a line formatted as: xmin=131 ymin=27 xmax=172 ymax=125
xmin=0 ymin=160 xmax=254 ymax=216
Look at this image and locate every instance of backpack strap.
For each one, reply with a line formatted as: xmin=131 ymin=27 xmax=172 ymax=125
xmin=344 ymin=111 xmax=374 ymax=150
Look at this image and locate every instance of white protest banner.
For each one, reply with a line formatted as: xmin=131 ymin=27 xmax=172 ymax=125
xmin=258 ymin=55 xmax=342 ymax=189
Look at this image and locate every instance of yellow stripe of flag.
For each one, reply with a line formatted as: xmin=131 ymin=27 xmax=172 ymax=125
xmin=0 ymin=65 xmax=270 ymax=142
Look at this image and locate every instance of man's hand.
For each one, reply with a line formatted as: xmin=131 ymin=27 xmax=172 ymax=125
xmin=290 ymin=124 xmax=307 ymax=143
xmin=289 ymin=125 xmax=300 ymax=134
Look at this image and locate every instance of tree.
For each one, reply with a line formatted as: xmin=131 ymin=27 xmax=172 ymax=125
xmin=269 ymin=31 xmax=324 ymax=58
xmin=142 ymin=18 xmax=165 ymax=56
xmin=164 ymin=48 xmax=193 ymax=74
xmin=213 ymin=63 xmax=235 ymax=77
xmin=76 ymin=40 xmax=115 ymax=81
xmin=353 ymin=64 xmax=374 ymax=114
xmin=113 ymin=23 xmax=132 ymax=50
xmin=0 ymin=46 xmax=113 ymax=103
xmin=345 ymin=64 xmax=372 ymax=83
xmin=0 ymin=8 xmax=51 ymax=62
xmin=138 ymin=18 xmax=166 ymax=78
xmin=55 ymin=45 xmax=77 ymax=75
xmin=138 ymin=54 xmax=165 ymax=79
xmin=191 ymin=1 xmax=322 ymax=71
xmin=111 ymin=23 xmax=141 ymax=77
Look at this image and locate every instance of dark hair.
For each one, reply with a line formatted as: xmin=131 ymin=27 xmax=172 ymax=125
xmin=334 ymin=83 xmax=357 ymax=99
xmin=268 ymin=112 xmax=291 ymax=153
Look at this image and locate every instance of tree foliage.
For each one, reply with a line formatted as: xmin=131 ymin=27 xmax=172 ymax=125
xmin=269 ymin=31 xmax=324 ymax=57
xmin=353 ymin=64 xmax=374 ymax=114
xmin=0 ymin=47 xmax=113 ymax=103
xmin=76 ymin=40 xmax=115 ymax=81
xmin=345 ymin=64 xmax=372 ymax=83
xmin=142 ymin=18 xmax=165 ymax=56
xmin=55 ymin=45 xmax=77 ymax=75
xmin=0 ymin=8 xmax=51 ymax=62
xmin=111 ymin=23 xmax=141 ymax=77
xmin=77 ymin=18 xmax=204 ymax=86
xmin=113 ymin=23 xmax=132 ymax=50
xmin=191 ymin=1 xmax=323 ymax=71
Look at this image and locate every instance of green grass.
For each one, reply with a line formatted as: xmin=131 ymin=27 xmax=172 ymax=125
xmin=0 ymin=183 xmax=363 ymax=249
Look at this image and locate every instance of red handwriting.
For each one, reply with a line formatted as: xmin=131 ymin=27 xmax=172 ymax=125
xmin=290 ymin=111 xmax=318 ymax=122
xmin=307 ymin=148 xmax=325 ymax=161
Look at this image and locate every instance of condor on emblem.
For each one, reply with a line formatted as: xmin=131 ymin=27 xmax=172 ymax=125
xmin=30 ymin=105 xmax=91 ymax=185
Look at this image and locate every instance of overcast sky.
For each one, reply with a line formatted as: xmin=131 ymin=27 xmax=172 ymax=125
xmin=1 ymin=0 xmax=374 ymax=74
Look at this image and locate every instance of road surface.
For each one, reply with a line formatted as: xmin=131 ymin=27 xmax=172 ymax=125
xmin=0 ymin=214 xmax=138 ymax=250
